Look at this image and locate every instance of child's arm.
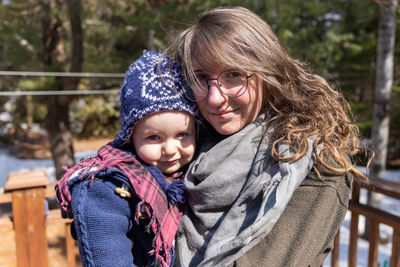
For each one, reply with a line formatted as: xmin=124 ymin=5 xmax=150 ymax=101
xmin=71 ymin=178 xmax=136 ymax=267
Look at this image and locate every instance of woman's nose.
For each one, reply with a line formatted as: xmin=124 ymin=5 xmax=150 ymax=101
xmin=207 ymin=80 xmax=227 ymax=106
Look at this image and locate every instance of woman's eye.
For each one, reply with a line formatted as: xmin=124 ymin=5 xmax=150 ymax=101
xmin=147 ymin=135 xmax=160 ymax=141
xmin=226 ymin=71 xmax=242 ymax=78
xmin=195 ymin=73 xmax=208 ymax=82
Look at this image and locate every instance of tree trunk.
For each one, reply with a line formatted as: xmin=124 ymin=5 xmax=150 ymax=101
xmin=67 ymin=0 xmax=83 ymax=76
xmin=364 ymin=0 xmax=397 ymax=240
xmin=40 ymin=0 xmax=83 ymax=179
xmin=46 ymin=95 xmax=75 ymax=179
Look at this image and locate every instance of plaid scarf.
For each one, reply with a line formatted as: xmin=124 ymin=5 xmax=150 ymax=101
xmin=55 ymin=144 xmax=183 ymax=267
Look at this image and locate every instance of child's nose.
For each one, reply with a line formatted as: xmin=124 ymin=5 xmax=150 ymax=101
xmin=162 ymin=140 xmax=177 ymax=155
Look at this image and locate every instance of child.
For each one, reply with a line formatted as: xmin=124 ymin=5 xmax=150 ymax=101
xmin=55 ymin=50 xmax=200 ymax=267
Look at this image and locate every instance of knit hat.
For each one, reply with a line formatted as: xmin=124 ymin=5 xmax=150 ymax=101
xmin=112 ymin=50 xmax=199 ymax=147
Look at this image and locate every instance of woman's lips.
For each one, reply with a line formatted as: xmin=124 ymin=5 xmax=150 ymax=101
xmin=210 ymin=109 xmax=238 ymax=118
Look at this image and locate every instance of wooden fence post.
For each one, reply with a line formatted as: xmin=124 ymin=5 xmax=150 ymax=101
xmin=5 ymin=171 xmax=49 ymax=267
xmin=392 ymin=228 xmax=400 ymax=267
xmin=368 ymin=219 xmax=379 ymax=267
xmin=65 ymin=221 xmax=77 ymax=267
xmin=349 ymin=181 xmax=361 ymax=267
xmin=331 ymin=231 xmax=340 ymax=267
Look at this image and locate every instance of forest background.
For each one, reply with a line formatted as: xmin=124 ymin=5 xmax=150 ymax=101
xmin=0 ymin=0 xmax=399 ymax=179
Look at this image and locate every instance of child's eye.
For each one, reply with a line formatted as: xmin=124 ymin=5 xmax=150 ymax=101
xmin=177 ymin=132 xmax=189 ymax=138
xmin=146 ymin=135 xmax=160 ymax=141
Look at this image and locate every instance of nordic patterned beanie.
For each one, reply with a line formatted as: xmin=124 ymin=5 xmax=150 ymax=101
xmin=112 ymin=50 xmax=199 ymax=147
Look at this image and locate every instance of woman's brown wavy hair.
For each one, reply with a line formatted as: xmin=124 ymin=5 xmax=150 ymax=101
xmin=167 ymin=6 xmax=368 ymax=179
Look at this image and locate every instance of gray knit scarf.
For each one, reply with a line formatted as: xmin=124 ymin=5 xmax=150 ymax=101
xmin=175 ymin=115 xmax=316 ymax=267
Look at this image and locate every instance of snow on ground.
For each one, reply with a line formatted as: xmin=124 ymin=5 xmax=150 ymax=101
xmin=0 ymin=147 xmax=97 ymax=187
xmin=1 ymin=148 xmax=399 ymax=266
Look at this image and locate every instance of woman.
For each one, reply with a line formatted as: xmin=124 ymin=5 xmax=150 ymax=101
xmin=167 ymin=6 xmax=367 ymax=267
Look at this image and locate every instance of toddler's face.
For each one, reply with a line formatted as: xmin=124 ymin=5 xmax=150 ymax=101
xmin=132 ymin=111 xmax=196 ymax=174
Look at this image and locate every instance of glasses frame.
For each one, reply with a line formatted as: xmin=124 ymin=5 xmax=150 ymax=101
xmin=191 ymin=70 xmax=255 ymax=102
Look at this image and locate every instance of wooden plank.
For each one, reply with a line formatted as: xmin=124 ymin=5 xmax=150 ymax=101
xmin=5 ymin=171 xmax=48 ymax=191
xmin=349 ymin=211 xmax=359 ymax=267
xmin=11 ymin=186 xmax=49 ymax=267
xmin=46 ymin=209 xmax=73 ymax=224
xmin=391 ymin=228 xmax=400 ymax=267
xmin=65 ymin=222 xmax=76 ymax=267
xmin=26 ymin=188 xmax=48 ymax=267
xmin=45 ymin=182 xmax=58 ymax=198
xmin=0 ymin=217 xmax=13 ymax=232
xmin=0 ymin=190 xmax=12 ymax=204
xmin=331 ymin=231 xmax=340 ymax=267
xmin=349 ymin=182 xmax=360 ymax=267
xmin=352 ymin=181 xmax=361 ymax=202
xmin=367 ymin=220 xmax=379 ymax=267
xmin=359 ymin=178 xmax=400 ymax=200
xmin=12 ymin=190 xmax=30 ymax=267
xmin=349 ymin=201 xmax=400 ymax=228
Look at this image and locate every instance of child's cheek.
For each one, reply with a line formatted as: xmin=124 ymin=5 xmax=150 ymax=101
xmin=135 ymin=144 xmax=162 ymax=166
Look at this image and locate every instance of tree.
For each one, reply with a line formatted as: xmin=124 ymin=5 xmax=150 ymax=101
xmin=365 ymin=0 xmax=398 ymax=239
xmin=372 ymin=0 xmax=397 ymax=180
xmin=40 ymin=0 xmax=83 ymax=179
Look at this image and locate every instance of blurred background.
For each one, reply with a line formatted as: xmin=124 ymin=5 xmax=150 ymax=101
xmin=1 ymin=1 xmax=400 ymax=266
xmin=1 ymin=0 xmax=399 ymax=180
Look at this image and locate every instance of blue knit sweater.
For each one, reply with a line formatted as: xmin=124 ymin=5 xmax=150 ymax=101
xmin=70 ymin=168 xmax=176 ymax=267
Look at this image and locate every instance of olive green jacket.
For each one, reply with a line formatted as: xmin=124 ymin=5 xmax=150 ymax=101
xmin=227 ymin=162 xmax=352 ymax=267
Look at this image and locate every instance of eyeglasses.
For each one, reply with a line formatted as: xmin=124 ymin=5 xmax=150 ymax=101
xmin=186 ymin=70 xmax=254 ymax=102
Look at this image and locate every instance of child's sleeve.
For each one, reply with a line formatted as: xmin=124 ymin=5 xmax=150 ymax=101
xmin=71 ymin=178 xmax=136 ymax=267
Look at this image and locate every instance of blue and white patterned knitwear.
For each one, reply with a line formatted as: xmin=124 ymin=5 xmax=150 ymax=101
xmin=112 ymin=50 xmax=199 ymax=147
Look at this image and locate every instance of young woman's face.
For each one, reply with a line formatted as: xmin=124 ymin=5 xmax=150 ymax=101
xmin=192 ymin=60 xmax=263 ymax=135
xmin=132 ymin=111 xmax=196 ymax=174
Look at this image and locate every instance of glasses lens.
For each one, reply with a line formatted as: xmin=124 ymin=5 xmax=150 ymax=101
xmin=218 ymin=70 xmax=248 ymax=97
xmin=191 ymin=88 xmax=208 ymax=102
xmin=186 ymin=74 xmax=208 ymax=102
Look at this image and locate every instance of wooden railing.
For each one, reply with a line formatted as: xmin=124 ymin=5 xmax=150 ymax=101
xmin=0 ymin=171 xmax=79 ymax=267
xmin=1 ymin=170 xmax=399 ymax=267
xmin=330 ymin=178 xmax=400 ymax=267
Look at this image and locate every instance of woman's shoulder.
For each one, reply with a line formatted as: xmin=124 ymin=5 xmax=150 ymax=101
xmin=305 ymin=152 xmax=353 ymax=188
xmin=298 ymin=151 xmax=354 ymax=211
